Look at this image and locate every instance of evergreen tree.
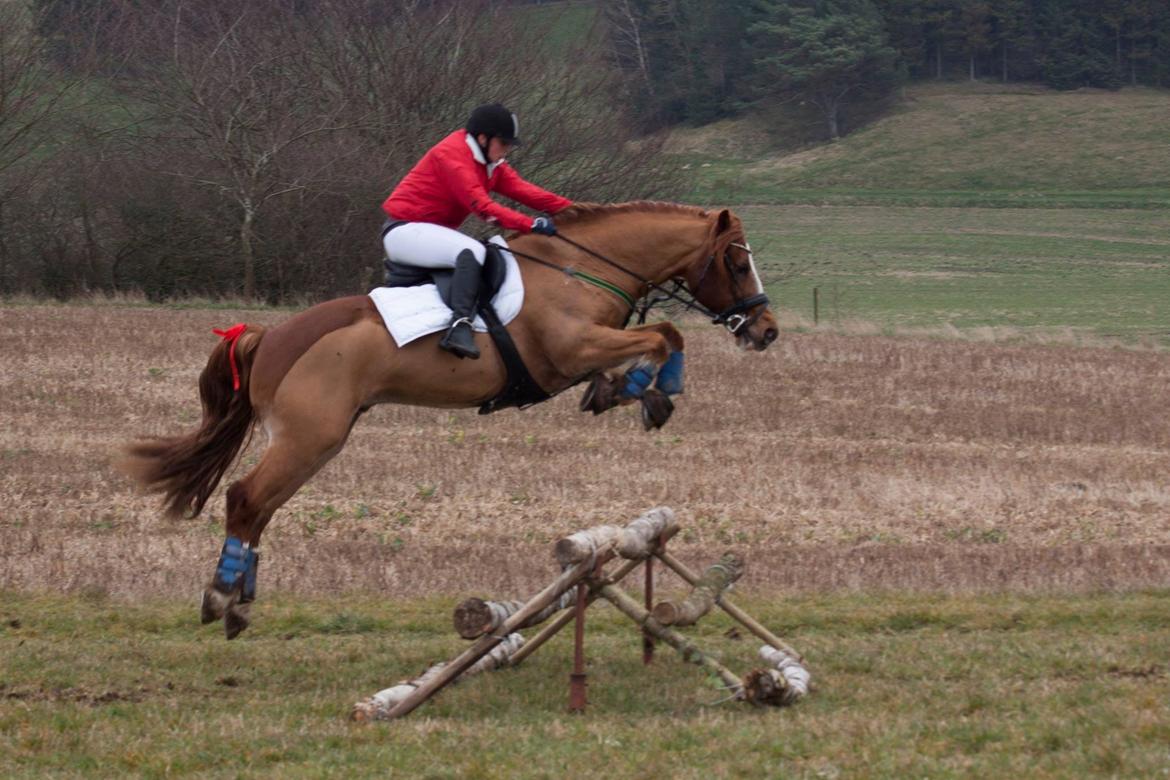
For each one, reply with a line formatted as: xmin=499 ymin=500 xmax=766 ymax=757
xmin=601 ymin=0 xmax=754 ymax=125
xmin=920 ymin=0 xmax=960 ymax=79
xmin=750 ymin=0 xmax=898 ymax=139
xmin=989 ymin=0 xmax=1038 ymax=82
xmin=872 ymin=0 xmax=933 ymax=79
xmin=1036 ymin=2 xmax=1123 ymax=89
xmin=958 ymin=2 xmax=993 ymax=80
xmin=1152 ymin=9 xmax=1170 ymax=86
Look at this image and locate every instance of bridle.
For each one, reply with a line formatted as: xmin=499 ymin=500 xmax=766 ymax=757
xmin=502 ymin=231 xmax=770 ymax=335
xmin=689 ymin=239 xmax=770 ymax=334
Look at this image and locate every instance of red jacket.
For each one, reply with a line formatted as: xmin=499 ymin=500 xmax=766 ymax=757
xmin=382 ymin=131 xmax=572 ymax=233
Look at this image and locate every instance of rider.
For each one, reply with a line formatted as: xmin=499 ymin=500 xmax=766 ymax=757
xmin=381 ymin=103 xmax=573 ymax=360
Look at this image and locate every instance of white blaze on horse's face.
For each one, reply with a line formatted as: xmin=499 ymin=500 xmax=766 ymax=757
xmin=732 ymin=242 xmax=764 ymax=295
xmin=726 ymin=238 xmax=778 ymax=351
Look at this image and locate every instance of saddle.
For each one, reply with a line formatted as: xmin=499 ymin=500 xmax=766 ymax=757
xmin=382 ymin=242 xmax=550 ymax=414
xmin=383 ymin=245 xmax=508 ymax=309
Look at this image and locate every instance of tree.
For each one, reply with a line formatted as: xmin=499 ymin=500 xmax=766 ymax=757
xmin=989 ymin=0 xmax=1036 ymax=82
xmin=958 ymin=2 xmax=993 ymax=80
xmin=750 ymin=0 xmax=898 ymax=140
xmin=919 ymin=0 xmax=960 ymax=79
xmin=1036 ymin=3 xmax=1123 ymax=90
xmin=600 ymin=0 xmax=755 ymax=126
xmin=9 ymin=0 xmax=681 ymax=302
xmin=603 ymin=0 xmax=657 ymax=99
xmin=103 ymin=0 xmax=354 ymax=300
xmin=0 ymin=2 xmax=99 ymax=293
xmin=872 ymin=0 xmax=930 ymax=79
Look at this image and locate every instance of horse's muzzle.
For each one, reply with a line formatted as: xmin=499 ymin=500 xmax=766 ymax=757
xmin=736 ymin=309 xmax=779 ymax=351
xmin=737 ymin=326 xmax=777 ymax=351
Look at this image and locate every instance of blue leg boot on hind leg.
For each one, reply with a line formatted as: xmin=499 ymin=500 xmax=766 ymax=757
xmin=211 ymin=536 xmax=258 ymax=597
xmin=206 ymin=536 xmax=259 ymax=639
xmin=202 ymin=536 xmax=258 ymax=624
xmin=241 ymin=548 xmax=260 ymax=604
xmin=655 ymin=351 xmax=685 ymax=395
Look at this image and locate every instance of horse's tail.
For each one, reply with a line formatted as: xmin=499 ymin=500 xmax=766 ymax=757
xmin=120 ymin=323 xmax=267 ymax=519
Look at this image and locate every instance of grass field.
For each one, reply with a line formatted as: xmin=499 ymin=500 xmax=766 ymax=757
xmin=737 ymin=205 xmax=1170 ymax=342
xmin=3 ymin=590 xmax=1169 ymax=778
xmin=666 ymin=85 xmax=1170 ymax=344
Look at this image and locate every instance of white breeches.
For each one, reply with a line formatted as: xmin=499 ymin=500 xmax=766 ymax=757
xmin=383 ymin=223 xmax=486 ymax=269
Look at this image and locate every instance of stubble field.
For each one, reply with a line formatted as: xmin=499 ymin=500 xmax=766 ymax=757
xmin=2 ymin=302 xmax=1170 ymax=599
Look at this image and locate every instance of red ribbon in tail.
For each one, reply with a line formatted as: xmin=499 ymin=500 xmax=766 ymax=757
xmin=212 ymin=323 xmax=248 ymax=391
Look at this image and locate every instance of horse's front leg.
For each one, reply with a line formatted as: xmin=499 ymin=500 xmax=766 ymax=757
xmin=566 ymin=322 xmax=685 ymax=430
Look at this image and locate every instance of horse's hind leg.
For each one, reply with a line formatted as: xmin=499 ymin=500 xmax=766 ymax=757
xmin=203 ymin=404 xmax=359 ymax=639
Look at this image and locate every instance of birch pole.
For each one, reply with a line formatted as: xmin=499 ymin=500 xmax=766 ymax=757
xmin=351 ymin=633 xmax=526 ymax=721
xmin=652 ymin=552 xmax=744 ymax=627
xmin=377 ymin=544 xmax=615 ymax=720
xmin=457 ymin=508 xmax=678 ymax=640
xmin=656 ymin=549 xmax=804 ymax=663
xmin=507 ymin=524 xmax=680 ymax=667
xmin=598 ymin=583 xmax=745 ymax=699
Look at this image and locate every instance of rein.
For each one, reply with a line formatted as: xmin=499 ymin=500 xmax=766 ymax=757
xmin=496 ymin=232 xmax=769 ymax=333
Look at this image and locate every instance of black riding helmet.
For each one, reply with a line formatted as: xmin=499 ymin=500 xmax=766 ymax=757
xmin=467 ymin=103 xmax=522 ymax=147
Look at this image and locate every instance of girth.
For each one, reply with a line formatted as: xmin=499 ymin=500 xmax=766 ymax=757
xmin=475 ymin=303 xmax=551 ymax=414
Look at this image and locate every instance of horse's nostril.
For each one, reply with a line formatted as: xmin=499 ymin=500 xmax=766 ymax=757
xmin=764 ymin=328 xmax=778 ymax=344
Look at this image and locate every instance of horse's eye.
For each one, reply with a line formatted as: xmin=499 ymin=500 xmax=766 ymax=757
xmin=735 ymin=265 xmax=750 ymax=277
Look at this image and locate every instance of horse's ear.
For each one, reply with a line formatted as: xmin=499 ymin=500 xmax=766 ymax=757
xmin=716 ymin=209 xmax=731 ymax=234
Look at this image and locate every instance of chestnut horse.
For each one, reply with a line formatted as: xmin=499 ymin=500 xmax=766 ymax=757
xmin=122 ymin=202 xmax=779 ymax=638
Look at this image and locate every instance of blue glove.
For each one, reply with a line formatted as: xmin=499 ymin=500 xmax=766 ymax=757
xmin=531 ymin=216 xmax=556 ymax=236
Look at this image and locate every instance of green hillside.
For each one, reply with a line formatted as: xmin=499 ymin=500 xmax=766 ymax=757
xmin=659 ymin=84 xmax=1170 ymax=342
xmin=676 ymin=83 xmax=1170 ymax=208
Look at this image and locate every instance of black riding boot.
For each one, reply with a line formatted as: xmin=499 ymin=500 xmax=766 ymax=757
xmin=438 ymin=249 xmax=482 ymax=360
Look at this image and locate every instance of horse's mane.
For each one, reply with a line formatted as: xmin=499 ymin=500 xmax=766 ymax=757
xmin=554 ymin=201 xmax=712 ymax=228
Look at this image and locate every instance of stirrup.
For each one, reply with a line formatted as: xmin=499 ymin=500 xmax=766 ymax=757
xmin=439 ymin=317 xmax=480 ymax=359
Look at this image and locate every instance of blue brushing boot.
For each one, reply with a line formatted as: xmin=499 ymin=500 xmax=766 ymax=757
xmin=655 ymin=351 xmax=685 ymax=395
xmin=212 ymin=536 xmax=257 ymax=597
xmin=619 ymin=364 xmax=656 ymax=400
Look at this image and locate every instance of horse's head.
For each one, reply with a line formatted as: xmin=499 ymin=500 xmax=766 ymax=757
xmin=686 ymin=209 xmax=779 ymax=351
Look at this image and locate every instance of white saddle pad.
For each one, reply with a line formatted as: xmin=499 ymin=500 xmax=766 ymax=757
xmin=368 ymin=236 xmax=524 ymax=347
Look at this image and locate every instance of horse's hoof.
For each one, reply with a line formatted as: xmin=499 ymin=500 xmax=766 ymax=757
xmin=224 ymin=602 xmax=250 ymax=640
xmin=579 ymin=375 xmax=619 ymax=415
xmin=578 ymin=377 xmax=598 ymax=412
xmin=201 ymin=591 xmax=218 ymax=624
xmin=640 ymin=389 xmax=674 ymax=431
xmin=201 ymin=586 xmax=233 ymax=625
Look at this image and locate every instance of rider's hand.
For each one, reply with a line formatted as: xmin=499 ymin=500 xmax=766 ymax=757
xmin=531 ymin=216 xmax=556 ymax=236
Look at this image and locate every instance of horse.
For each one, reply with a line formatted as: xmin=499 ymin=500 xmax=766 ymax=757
xmin=120 ymin=201 xmax=780 ymax=639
